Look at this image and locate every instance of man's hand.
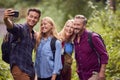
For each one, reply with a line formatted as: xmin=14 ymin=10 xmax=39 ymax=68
xmin=4 ymin=9 xmax=14 ymax=20
xmin=3 ymin=9 xmax=14 ymax=29
xmin=98 ymin=71 xmax=105 ymax=80
xmin=98 ymin=64 xmax=106 ymax=80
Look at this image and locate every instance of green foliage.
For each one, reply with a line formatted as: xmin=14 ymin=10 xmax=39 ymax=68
xmin=0 ymin=0 xmax=41 ymax=8
xmin=0 ymin=0 xmax=17 ymax=8
xmin=87 ymin=5 xmax=120 ymax=79
xmin=0 ymin=39 xmax=13 ymax=80
xmin=71 ymin=58 xmax=79 ymax=80
xmin=36 ymin=0 xmax=65 ymax=31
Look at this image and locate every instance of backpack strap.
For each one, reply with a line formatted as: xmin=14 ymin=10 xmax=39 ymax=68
xmin=50 ymin=37 xmax=57 ymax=61
xmin=88 ymin=32 xmax=94 ymax=50
xmin=88 ymin=31 xmax=101 ymax=66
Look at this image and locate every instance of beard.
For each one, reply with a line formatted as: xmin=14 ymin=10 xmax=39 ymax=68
xmin=74 ymin=29 xmax=82 ymax=35
xmin=74 ymin=28 xmax=85 ymax=36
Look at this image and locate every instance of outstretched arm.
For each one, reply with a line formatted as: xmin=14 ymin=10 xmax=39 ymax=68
xmin=3 ymin=9 xmax=14 ymax=29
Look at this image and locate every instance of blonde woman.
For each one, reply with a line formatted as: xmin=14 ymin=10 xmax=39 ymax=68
xmin=35 ymin=17 xmax=62 ymax=80
xmin=59 ymin=19 xmax=74 ymax=80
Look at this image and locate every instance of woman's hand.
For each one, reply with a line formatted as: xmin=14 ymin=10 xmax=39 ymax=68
xmin=51 ymin=74 xmax=57 ymax=80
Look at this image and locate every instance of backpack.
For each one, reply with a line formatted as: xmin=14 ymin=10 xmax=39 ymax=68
xmin=1 ymin=32 xmax=20 ymax=64
xmin=50 ymin=37 xmax=57 ymax=61
xmin=50 ymin=37 xmax=61 ymax=80
xmin=88 ymin=31 xmax=106 ymax=66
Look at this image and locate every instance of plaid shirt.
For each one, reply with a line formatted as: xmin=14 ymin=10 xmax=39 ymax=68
xmin=7 ymin=23 xmax=36 ymax=77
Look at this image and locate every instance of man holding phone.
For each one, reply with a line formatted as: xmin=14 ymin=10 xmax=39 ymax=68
xmin=11 ymin=10 xmax=19 ymax=17
xmin=3 ymin=8 xmax=41 ymax=80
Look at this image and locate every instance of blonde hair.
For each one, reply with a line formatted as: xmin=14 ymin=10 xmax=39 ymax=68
xmin=59 ymin=19 xmax=75 ymax=42
xmin=36 ymin=17 xmax=59 ymax=48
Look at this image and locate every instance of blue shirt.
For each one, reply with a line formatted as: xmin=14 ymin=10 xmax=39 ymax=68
xmin=64 ymin=42 xmax=73 ymax=55
xmin=74 ymin=30 xmax=109 ymax=80
xmin=7 ymin=23 xmax=35 ymax=77
xmin=35 ymin=37 xmax=62 ymax=78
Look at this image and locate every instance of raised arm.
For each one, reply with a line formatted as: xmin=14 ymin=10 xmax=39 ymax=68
xmin=3 ymin=9 xmax=14 ymax=29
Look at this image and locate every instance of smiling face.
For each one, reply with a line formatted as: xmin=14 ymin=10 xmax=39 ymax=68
xmin=26 ymin=11 xmax=40 ymax=28
xmin=38 ymin=17 xmax=58 ymax=43
xmin=40 ymin=17 xmax=53 ymax=35
xmin=64 ymin=20 xmax=74 ymax=38
xmin=73 ymin=18 xmax=85 ymax=34
xmin=73 ymin=15 xmax=87 ymax=35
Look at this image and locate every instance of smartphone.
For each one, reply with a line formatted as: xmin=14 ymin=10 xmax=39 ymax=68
xmin=12 ymin=11 xmax=19 ymax=17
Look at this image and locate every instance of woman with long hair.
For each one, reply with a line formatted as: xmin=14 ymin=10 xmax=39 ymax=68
xmin=35 ymin=17 xmax=62 ymax=80
xmin=59 ymin=19 xmax=74 ymax=80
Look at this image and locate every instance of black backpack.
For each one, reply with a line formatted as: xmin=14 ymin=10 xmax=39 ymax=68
xmin=1 ymin=32 xmax=20 ymax=64
xmin=50 ymin=37 xmax=57 ymax=61
xmin=50 ymin=37 xmax=61 ymax=80
xmin=88 ymin=31 xmax=106 ymax=66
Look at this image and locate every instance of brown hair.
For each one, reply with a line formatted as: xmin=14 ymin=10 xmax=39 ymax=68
xmin=27 ymin=8 xmax=41 ymax=18
xmin=74 ymin=15 xmax=87 ymax=25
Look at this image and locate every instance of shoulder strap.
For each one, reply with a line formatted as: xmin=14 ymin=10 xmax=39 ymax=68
xmin=97 ymin=33 xmax=106 ymax=47
xmin=88 ymin=31 xmax=101 ymax=66
xmin=88 ymin=32 xmax=94 ymax=50
xmin=88 ymin=31 xmax=105 ymax=47
xmin=50 ymin=37 xmax=57 ymax=61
